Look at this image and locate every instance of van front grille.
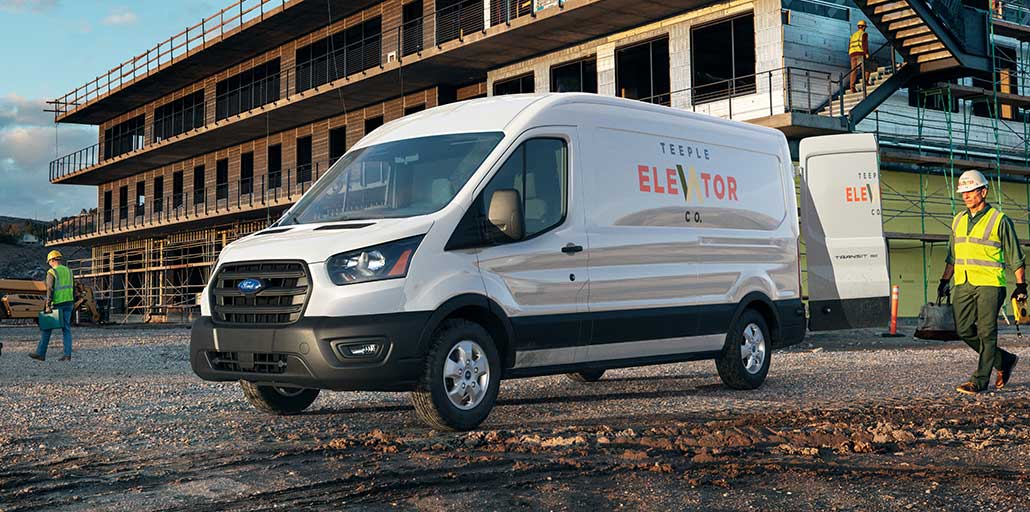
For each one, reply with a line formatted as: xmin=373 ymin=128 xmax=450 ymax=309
xmin=211 ymin=261 xmax=310 ymax=326
xmin=208 ymin=351 xmax=288 ymax=374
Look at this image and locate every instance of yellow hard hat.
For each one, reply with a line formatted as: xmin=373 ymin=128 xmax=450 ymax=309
xmin=46 ymin=250 xmax=63 ymax=261
xmin=857 ymin=20 xmax=867 ymax=27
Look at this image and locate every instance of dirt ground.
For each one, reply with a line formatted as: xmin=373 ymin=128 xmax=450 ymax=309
xmin=1 ymin=324 xmax=1029 ymax=511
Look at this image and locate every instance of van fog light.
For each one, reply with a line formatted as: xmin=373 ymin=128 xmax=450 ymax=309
xmin=347 ymin=343 xmax=379 ymax=357
xmin=334 ymin=340 xmax=385 ymax=359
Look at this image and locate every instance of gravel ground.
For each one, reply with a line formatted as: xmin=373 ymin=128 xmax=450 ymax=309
xmin=1 ymin=324 xmax=1029 ymax=511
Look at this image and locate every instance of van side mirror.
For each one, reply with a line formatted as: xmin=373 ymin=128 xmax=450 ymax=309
xmin=487 ymin=189 xmax=524 ymax=241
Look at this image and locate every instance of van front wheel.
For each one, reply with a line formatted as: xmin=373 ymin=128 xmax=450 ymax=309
xmin=716 ymin=310 xmax=771 ymax=390
xmin=411 ymin=319 xmax=501 ymax=431
xmin=240 ymin=381 xmax=320 ymax=415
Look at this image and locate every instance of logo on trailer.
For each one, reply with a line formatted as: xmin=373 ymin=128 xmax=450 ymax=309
xmin=238 ymin=278 xmax=265 ymax=294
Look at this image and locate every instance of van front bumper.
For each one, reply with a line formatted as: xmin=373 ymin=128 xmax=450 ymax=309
xmin=189 ymin=313 xmax=431 ymax=392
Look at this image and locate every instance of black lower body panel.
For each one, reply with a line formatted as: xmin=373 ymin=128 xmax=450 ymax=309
xmin=809 ymin=296 xmax=888 ymax=331
xmin=189 ymin=313 xmax=430 ymax=391
xmin=774 ymin=298 xmax=807 ymax=348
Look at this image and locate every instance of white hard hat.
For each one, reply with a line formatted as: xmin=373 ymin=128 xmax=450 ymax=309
xmin=956 ymin=170 xmax=989 ymax=193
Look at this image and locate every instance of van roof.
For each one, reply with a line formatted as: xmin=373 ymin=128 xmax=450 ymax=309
xmin=355 ymin=93 xmax=787 ymax=149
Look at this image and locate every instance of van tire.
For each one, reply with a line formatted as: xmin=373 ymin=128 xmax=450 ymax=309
xmin=566 ymin=369 xmax=606 ymax=382
xmin=716 ymin=309 xmax=771 ymax=390
xmin=411 ymin=319 xmax=501 ymax=431
xmin=240 ymin=380 xmax=320 ymax=415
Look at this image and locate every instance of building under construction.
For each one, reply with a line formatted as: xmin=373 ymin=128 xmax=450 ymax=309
xmin=45 ymin=0 xmax=1030 ymax=321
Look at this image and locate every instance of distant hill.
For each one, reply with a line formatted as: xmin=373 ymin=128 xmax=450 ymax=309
xmin=0 ymin=216 xmax=48 ymax=228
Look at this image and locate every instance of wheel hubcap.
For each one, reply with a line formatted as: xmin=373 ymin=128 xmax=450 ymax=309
xmin=741 ymin=323 xmax=767 ymax=375
xmin=443 ymin=340 xmax=490 ymax=410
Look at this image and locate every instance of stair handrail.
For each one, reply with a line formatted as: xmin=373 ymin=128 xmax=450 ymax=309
xmin=826 ymin=41 xmax=901 ymax=117
xmin=924 ymin=0 xmax=968 ymax=45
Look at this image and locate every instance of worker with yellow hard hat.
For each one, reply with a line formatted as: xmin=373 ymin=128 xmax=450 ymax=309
xmin=848 ymin=20 xmax=870 ymax=93
xmin=938 ymin=170 xmax=1023 ymax=394
xmin=30 ymin=249 xmax=76 ymax=362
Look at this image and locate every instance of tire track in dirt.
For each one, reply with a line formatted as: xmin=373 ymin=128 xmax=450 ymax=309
xmin=4 ymin=373 xmax=1030 ymax=510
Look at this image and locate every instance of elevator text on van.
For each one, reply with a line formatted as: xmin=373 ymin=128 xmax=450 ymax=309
xmin=637 ymin=165 xmax=739 ymax=202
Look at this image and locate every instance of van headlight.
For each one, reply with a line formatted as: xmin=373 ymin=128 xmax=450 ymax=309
xmin=326 ymin=236 xmax=424 ymax=285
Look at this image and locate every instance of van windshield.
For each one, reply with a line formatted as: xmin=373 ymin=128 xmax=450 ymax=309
xmin=281 ymin=132 xmax=505 ymax=224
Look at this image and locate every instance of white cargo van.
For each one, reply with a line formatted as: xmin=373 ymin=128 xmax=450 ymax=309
xmin=190 ymin=94 xmax=889 ymax=430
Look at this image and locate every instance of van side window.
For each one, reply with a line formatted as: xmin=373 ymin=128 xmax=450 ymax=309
xmin=449 ymin=137 xmax=567 ymax=248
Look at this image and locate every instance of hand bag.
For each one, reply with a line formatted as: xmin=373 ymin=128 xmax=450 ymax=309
xmin=38 ymin=309 xmax=61 ymax=331
xmin=913 ymin=296 xmax=959 ymax=341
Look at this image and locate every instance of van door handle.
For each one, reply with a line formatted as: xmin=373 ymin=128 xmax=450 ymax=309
xmin=561 ymin=243 xmax=584 ymax=254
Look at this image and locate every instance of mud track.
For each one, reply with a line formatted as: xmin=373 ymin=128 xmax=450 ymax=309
xmin=4 ymin=396 xmax=1030 ymax=511
xmin=2 ymin=325 xmax=1029 ymax=510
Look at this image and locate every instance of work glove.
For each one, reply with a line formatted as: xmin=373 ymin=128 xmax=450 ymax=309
xmin=1012 ymin=283 xmax=1028 ymax=302
xmin=937 ymin=279 xmax=951 ymax=301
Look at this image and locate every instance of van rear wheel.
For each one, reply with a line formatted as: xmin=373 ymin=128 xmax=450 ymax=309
xmin=716 ymin=310 xmax=771 ymax=390
xmin=240 ymin=380 xmax=320 ymax=415
xmin=411 ymin=319 xmax=501 ymax=431
xmin=566 ymin=369 xmax=606 ymax=382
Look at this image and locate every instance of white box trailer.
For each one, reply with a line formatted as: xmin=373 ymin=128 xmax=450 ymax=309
xmin=190 ymin=94 xmax=889 ymax=430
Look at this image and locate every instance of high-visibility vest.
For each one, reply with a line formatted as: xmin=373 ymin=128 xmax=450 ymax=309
xmin=50 ymin=264 xmax=75 ymax=305
xmin=849 ymin=30 xmax=865 ymax=55
xmin=953 ymin=207 xmax=1007 ymax=287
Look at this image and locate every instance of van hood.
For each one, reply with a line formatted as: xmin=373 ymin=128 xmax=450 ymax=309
xmin=218 ymin=217 xmax=435 ymax=264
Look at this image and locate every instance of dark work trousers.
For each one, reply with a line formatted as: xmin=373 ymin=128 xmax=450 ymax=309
xmin=952 ymin=283 xmax=1014 ymax=388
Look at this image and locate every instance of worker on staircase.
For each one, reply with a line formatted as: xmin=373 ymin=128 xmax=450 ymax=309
xmin=849 ymin=20 xmax=870 ymax=93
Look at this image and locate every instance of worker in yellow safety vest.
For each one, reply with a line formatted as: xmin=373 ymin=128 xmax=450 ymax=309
xmin=29 ymin=250 xmax=76 ymax=362
xmin=848 ymin=20 xmax=870 ymax=93
xmin=938 ymin=170 xmax=1023 ymax=394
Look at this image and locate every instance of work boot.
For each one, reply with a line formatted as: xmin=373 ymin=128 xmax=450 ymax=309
xmin=28 ymin=352 xmax=44 ymax=362
xmin=956 ymin=381 xmax=984 ymax=395
xmin=997 ymin=353 xmax=1019 ymax=389
xmin=58 ymin=355 xmax=72 ymax=362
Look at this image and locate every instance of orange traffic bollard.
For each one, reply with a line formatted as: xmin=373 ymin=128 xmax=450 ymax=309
xmin=889 ymin=284 xmax=900 ymax=335
xmin=882 ymin=284 xmax=903 ymax=337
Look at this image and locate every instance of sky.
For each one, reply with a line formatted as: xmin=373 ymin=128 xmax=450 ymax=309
xmin=0 ymin=0 xmax=221 ymax=220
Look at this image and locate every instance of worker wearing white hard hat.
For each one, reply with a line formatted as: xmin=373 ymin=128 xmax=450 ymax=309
xmin=939 ymin=169 xmax=1023 ymax=394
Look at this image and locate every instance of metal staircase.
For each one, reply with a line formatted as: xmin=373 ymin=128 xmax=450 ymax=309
xmin=819 ymin=65 xmax=896 ymax=116
xmin=865 ymin=0 xmax=957 ymax=70
xmin=822 ymin=0 xmax=993 ymax=129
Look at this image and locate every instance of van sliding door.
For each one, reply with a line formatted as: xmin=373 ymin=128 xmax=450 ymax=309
xmin=799 ymin=133 xmax=890 ymax=331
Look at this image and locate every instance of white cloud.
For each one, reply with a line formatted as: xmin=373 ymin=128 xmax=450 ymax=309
xmin=0 ymin=94 xmax=53 ymax=129
xmin=102 ymin=8 xmax=138 ymax=26
xmin=0 ymin=0 xmax=58 ymax=12
xmin=0 ymin=95 xmax=96 ymax=220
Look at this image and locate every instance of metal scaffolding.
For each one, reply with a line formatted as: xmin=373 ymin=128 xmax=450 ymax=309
xmin=860 ymin=3 xmax=1030 ymax=305
xmin=65 ymin=218 xmax=268 ymax=323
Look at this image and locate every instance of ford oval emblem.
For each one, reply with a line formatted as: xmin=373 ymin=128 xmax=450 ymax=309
xmin=238 ymin=278 xmax=265 ymax=294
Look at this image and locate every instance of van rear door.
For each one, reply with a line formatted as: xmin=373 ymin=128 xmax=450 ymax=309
xmin=799 ymin=133 xmax=890 ymax=331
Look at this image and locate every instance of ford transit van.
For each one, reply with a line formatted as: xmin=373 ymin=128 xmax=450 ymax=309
xmin=190 ymin=94 xmax=889 ymax=430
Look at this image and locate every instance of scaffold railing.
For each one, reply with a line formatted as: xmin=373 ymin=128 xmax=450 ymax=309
xmin=49 ymin=0 xmax=533 ymax=181
xmin=49 ymin=0 xmax=296 ymax=120
xmin=47 ymin=157 xmax=340 ymax=245
xmin=48 ymin=0 xmax=543 ymax=122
